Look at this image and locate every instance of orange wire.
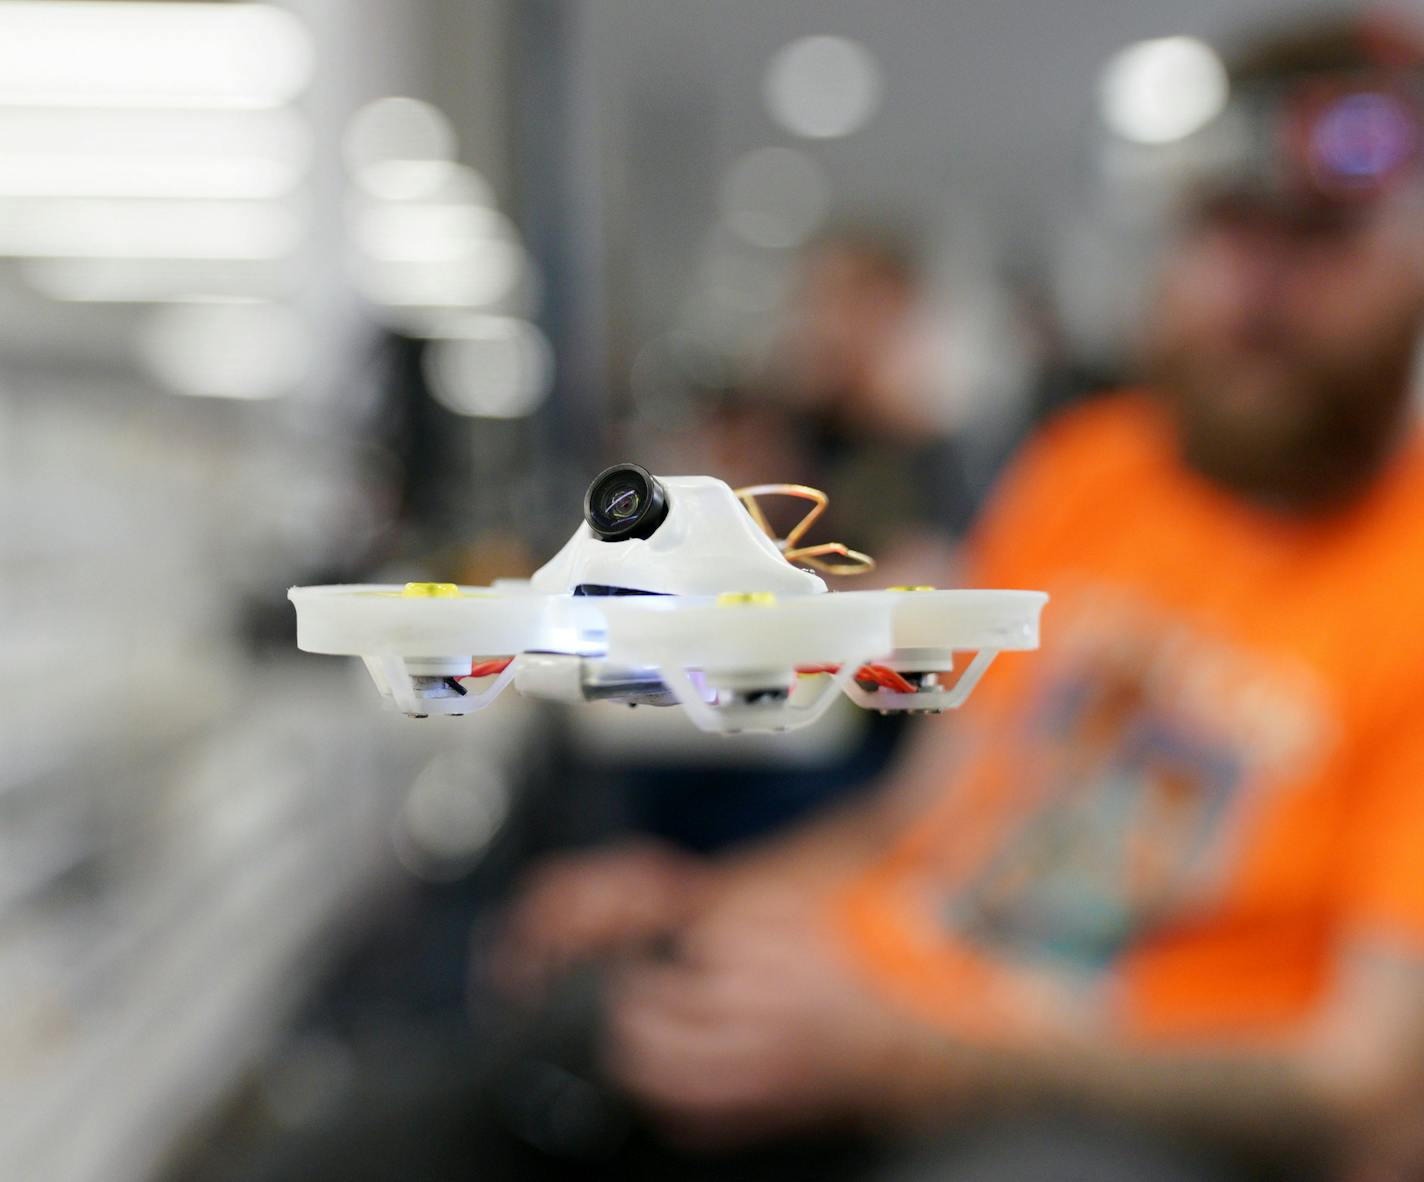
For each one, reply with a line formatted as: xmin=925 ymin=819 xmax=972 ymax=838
xmin=466 ymin=657 xmax=515 ymax=678
xmin=794 ymin=663 xmax=917 ymax=694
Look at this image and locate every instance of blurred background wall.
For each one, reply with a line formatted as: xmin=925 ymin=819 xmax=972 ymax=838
xmin=0 ymin=1 xmax=1417 ymax=1180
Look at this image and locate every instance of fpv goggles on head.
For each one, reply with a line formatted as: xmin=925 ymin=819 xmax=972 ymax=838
xmin=1200 ymin=71 xmax=1424 ymax=206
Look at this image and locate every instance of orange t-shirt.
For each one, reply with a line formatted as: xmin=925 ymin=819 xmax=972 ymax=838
xmin=835 ymin=391 xmax=1424 ymax=1046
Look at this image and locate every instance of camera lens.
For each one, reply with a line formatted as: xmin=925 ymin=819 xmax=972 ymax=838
xmin=603 ymin=485 xmax=641 ymax=519
xmin=584 ymin=463 xmax=669 ymax=541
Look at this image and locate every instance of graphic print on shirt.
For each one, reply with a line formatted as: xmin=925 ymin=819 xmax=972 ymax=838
xmin=943 ymin=582 xmax=1331 ymax=972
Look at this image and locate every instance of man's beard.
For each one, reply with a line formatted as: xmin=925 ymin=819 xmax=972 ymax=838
xmin=1148 ymin=324 xmax=1421 ymax=513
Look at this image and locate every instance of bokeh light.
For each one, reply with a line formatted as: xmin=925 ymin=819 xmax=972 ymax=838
xmin=351 ymin=242 xmax=525 ymax=309
xmin=719 ymin=145 xmax=830 ymax=249
xmin=354 ymin=202 xmax=514 ymax=265
xmin=344 ymin=96 xmax=458 ymax=198
xmin=344 ymin=98 xmax=528 ymax=321
xmin=0 ymin=2 xmax=313 ymax=110
xmin=19 ymin=257 xmax=291 ymax=304
xmin=764 ymin=34 xmax=882 ymax=140
xmin=0 ymin=108 xmax=309 ymax=200
xmin=1098 ymin=35 xmax=1228 ymax=144
xmin=421 ymin=317 xmax=554 ymax=419
xmin=0 ymin=198 xmax=301 ymax=260
xmin=394 ymin=753 xmax=510 ymax=881
xmin=137 ymin=302 xmax=307 ymax=399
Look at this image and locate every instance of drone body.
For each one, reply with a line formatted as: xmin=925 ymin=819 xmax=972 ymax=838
xmin=290 ymin=465 xmax=1047 ymax=734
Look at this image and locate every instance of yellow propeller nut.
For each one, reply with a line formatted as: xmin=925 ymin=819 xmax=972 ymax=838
xmin=401 ymin=582 xmax=461 ymax=598
xmin=889 ymin=585 xmax=935 ymax=592
xmin=716 ymin=591 xmax=776 ymax=607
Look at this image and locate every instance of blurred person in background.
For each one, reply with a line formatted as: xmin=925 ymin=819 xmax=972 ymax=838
xmin=499 ymin=14 xmax=1424 ymax=1182
xmin=665 ymin=228 xmax=976 ymax=588
xmin=588 ymin=229 xmax=979 ymax=860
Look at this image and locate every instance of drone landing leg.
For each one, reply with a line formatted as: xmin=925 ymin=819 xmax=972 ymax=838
xmin=454 ymin=658 xmax=522 ymax=708
xmin=363 ymin=655 xmax=520 ymax=717
xmin=940 ymin=648 xmax=999 ymax=708
xmin=368 ymin=655 xmax=419 ymax=715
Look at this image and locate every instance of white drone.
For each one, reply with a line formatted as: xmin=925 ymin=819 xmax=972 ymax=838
xmin=290 ymin=464 xmax=1047 ymax=734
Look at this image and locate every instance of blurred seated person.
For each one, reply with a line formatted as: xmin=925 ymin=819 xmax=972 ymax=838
xmin=500 ymin=17 xmax=1424 ymax=1182
xmin=594 ymin=231 xmax=979 ymax=854
xmin=666 ymin=228 xmax=976 ymax=588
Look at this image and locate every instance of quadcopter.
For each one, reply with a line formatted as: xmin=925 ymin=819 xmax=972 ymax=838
xmin=290 ymin=464 xmax=1047 ymax=734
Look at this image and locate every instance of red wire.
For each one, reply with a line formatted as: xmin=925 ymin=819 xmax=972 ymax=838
xmin=463 ymin=658 xmax=916 ymax=690
xmin=859 ymin=664 xmax=917 ymax=693
xmin=793 ymin=663 xmax=917 ymax=694
xmin=466 ymin=657 xmax=514 ymax=679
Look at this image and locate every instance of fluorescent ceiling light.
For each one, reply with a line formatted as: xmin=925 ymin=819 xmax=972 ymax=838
xmin=0 ymin=3 xmax=313 ymax=110
xmin=0 ymin=198 xmax=301 ymax=260
xmin=0 ymin=108 xmax=309 ymax=198
xmin=20 ymin=258 xmax=290 ymax=303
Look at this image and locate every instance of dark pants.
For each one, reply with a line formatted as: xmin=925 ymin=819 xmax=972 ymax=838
xmin=185 ymin=975 xmax=1292 ymax=1182
xmin=200 ymin=1087 xmax=1263 ymax=1182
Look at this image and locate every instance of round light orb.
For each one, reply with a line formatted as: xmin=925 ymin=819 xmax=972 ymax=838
xmin=719 ymin=145 xmax=829 ymax=249
xmin=343 ymin=96 xmax=457 ymax=189
xmin=764 ymin=34 xmax=882 ymax=140
xmin=1099 ymin=36 xmax=1229 ymax=145
xmin=422 ymin=317 xmax=553 ymax=418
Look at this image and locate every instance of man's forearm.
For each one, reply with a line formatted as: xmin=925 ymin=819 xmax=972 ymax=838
xmin=876 ymin=1024 xmax=1340 ymax=1160
xmin=983 ymin=1037 xmax=1329 ymax=1153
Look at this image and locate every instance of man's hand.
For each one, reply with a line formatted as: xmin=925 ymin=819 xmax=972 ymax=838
xmin=493 ymin=840 xmax=712 ymax=1000
xmin=604 ymin=886 xmax=937 ymax=1145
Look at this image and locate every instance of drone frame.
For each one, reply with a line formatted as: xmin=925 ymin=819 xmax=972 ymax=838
xmin=290 ymin=468 xmax=1047 ymax=733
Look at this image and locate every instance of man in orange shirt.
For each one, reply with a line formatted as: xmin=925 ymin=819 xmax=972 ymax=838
xmin=500 ymin=17 xmax=1424 ymax=1180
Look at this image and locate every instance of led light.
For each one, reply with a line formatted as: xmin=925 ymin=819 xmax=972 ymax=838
xmin=1099 ymin=36 xmax=1229 ymax=145
xmin=764 ymin=35 xmax=882 ymax=140
xmin=0 ymin=3 xmax=313 ymax=110
xmin=1310 ymin=92 xmax=1417 ymax=182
